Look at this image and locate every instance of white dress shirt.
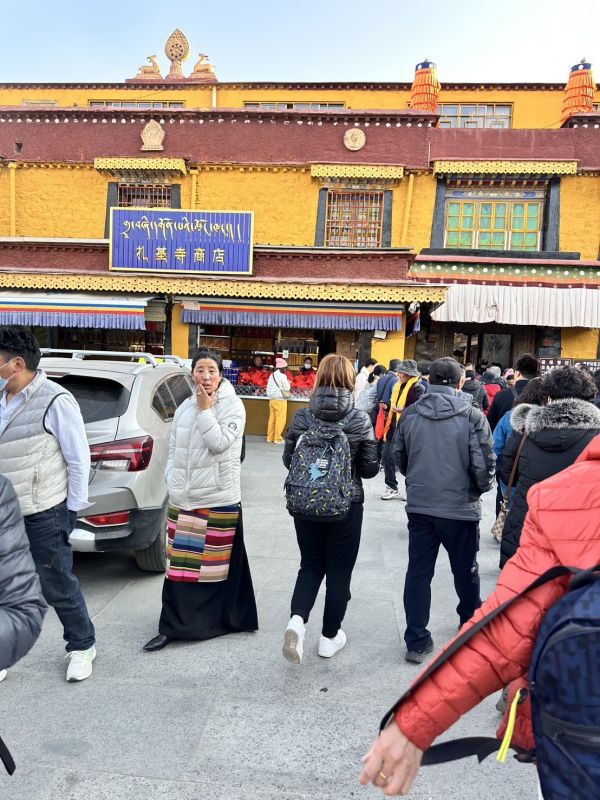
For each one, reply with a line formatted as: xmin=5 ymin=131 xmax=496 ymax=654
xmin=0 ymin=372 xmax=91 ymax=511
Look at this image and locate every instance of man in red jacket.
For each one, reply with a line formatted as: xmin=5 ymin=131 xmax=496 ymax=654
xmin=359 ymin=435 xmax=600 ymax=796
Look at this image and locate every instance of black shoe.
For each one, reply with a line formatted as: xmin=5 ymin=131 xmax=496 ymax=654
xmin=404 ymin=638 xmax=434 ymax=664
xmin=143 ymin=634 xmax=171 ymax=652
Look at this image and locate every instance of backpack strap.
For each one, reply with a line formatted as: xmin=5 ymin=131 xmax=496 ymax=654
xmin=501 ymin=433 xmax=528 ymax=504
xmin=381 ymin=562 xmax=600 ymax=763
xmin=0 ymin=734 xmax=15 ymax=775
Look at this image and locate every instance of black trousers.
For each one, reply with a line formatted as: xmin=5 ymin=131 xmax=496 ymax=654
xmin=403 ymin=512 xmax=481 ymax=651
xmin=291 ymin=503 xmax=363 ymax=638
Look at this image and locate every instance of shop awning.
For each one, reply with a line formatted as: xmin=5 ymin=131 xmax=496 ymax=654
xmin=432 ymin=283 xmax=600 ymax=328
xmin=0 ymin=292 xmax=150 ymax=330
xmin=181 ymin=298 xmax=404 ymax=331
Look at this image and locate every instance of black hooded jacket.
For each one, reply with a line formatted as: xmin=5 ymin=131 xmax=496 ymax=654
xmin=283 ymin=387 xmax=379 ymax=504
xmin=498 ymin=398 xmax=600 ymax=567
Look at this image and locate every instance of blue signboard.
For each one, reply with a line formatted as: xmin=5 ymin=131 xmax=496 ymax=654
xmin=109 ymin=208 xmax=254 ymax=275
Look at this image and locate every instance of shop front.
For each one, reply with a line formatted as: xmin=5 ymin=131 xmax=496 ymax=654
xmin=0 ymin=291 xmax=167 ymax=354
xmin=180 ymin=296 xmax=410 ymax=434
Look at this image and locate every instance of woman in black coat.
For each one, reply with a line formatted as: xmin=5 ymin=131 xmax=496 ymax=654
xmin=499 ymin=366 xmax=600 ymax=567
xmin=281 ymin=354 xmax=379 ymax=664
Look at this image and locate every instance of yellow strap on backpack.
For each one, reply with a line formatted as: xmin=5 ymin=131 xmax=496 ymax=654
xmin=496 ymin=689 xmax=523 ymax=763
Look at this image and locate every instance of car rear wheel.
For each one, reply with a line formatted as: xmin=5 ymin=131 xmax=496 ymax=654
xmin=134 ymin=507 xmax=167 ymax=572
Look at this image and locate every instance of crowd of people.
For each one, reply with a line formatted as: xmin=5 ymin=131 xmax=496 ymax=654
xmin=0 ymin=324 xmax=598 ymax=797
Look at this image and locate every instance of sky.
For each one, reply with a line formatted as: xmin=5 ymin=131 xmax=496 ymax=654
xmin=2 ymin=0 xmax=600 ymax=84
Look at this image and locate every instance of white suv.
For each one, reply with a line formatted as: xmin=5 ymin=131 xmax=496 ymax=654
xmin=41 ymin=351 xmax=193 ymax=571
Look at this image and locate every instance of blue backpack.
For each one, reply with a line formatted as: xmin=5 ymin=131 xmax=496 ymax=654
xmin=381 ymin=564 xmax=600 ymax=799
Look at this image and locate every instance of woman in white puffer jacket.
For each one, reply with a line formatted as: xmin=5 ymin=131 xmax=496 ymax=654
xmin=143 ymin=348 xmax=258 ymax=652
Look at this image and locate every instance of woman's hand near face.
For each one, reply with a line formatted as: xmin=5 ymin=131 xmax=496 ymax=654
xmin=196 ymin=383 xmax=216 ymax=411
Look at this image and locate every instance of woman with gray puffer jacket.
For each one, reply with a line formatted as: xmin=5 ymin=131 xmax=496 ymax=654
xmin=0 ymin=474 xmax=47 ymax=679
xmin=281 ymin=354 xmax=379 ymax=665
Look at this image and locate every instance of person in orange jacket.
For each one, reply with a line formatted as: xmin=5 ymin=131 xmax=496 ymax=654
xmin=359 ymin=434 xmax=600 ymax=796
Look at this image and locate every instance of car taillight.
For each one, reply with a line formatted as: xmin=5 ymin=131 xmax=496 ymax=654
xmin=89 ymin=436 xmax=153 ymax=472
xmin=82 ymin=511 xmax=131 ymax=527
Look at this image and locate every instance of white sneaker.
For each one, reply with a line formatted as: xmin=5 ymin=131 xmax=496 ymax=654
xmin=318 ymin=629 xmax=347 ymax=658
xmin=0 ymin=670 xmax=6 ymax=682
xmin=282 ymin=615 xmax=305 ymax=664
xmin=381 ymin=487 xmax=401 ymax=500
xmin=65 ymin=646 xmax=96 ymax=682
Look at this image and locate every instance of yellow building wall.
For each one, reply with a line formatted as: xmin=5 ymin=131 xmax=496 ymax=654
xmin=197 ymin=169 xmax=319 ymax=245
xmin=1 ymin=85 xmax=598 ymax=128
xmin=561 ymin=328 xmax=599 ymax=359
xmin=559 ymin=176 xmax=600 ymax=260
xmin=403 ymin=173 xmax=437 ymax=251
xmin=171 ymin=304 xmax=189 ymax=359
xmin=0 ymin=169 xmax=9 ymax=235
xmin=371 ymin=330 xmax=407 ymax=365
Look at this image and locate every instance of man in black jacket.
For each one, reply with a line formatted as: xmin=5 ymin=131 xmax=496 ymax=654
xmin=393 ymin=357 xmax=495 ymax=663
xmin=486 ymin=353 xmax=539 ymax=431
xmin=461 ymin=369 xmax=489 ymax=412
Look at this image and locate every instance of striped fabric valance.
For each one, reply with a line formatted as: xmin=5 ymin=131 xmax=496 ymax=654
xmin=181 ymin=298 xmax=404 ymax=331
xmin=0 ymin=292 xmax=149 ymax=330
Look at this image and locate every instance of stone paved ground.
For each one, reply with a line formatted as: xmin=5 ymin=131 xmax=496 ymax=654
xmin=2 ymin=437 xmax=538 ymax=799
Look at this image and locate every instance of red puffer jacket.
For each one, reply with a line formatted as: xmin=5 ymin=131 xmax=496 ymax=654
xmin=395 ymin=435 xmax=600 ymax=752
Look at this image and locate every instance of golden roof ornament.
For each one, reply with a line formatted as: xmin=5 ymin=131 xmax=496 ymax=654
xmin=187 ymin=53 xmax=218 ymax=84
xmin=164 ymin=29 xmax=190 ymax=81
xmin=141 ymin=120 xmax=165 ymax=151
xmin=131 ymin=55 xmax=163 ymax=82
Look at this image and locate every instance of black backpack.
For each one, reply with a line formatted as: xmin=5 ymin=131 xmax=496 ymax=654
xmin=284 ymin=412 xmax=353 ymax=522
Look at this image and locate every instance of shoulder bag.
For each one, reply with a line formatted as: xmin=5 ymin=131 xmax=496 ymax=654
xmin=274 ymin=372 xmax=291 ymax=400
xmin=491 ymin=433 xmax=527 ymax=543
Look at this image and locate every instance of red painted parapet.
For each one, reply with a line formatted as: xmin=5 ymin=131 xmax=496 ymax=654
xmin=562 ymin=59 xmax=595 ymax=122
xmin=410 ymin=60 xmax=441 ymax=114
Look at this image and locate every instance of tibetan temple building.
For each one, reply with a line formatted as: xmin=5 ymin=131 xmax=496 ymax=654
xmin=0 ymin=32 xmax=599 ymax=426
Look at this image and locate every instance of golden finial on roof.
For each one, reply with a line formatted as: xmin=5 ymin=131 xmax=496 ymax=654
xmin=187 ymin=53 xmax=218 ymax=84
xmin=164 ymin=29 xmax=190 ymax=81
xmin=132 ymin=55 xmax=163 ymax=81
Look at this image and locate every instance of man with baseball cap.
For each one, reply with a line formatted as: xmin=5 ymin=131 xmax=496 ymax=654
xmin=393 ymin=357 xmax=495 ymax=663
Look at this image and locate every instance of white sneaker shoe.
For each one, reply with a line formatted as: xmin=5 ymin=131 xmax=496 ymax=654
xmin=381 ymin=487 xmax=401 ymax=500
xmin=282 ymin=615 xmax=305 ymax=664
xmin=66 ymin=646 xmax=96 ymax=682
xmin=0 ymin=670 xmax=6 ymax=682
xmin=318 ymin=629 xmax=347 ymax=658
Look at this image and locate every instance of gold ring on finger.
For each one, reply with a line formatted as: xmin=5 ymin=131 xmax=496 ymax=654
xmin=378 ymin=771 xmax=388 ymax=782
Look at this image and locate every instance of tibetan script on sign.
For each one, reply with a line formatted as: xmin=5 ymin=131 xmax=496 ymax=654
xmin=109 ymin=208 xmax=254 ymax=275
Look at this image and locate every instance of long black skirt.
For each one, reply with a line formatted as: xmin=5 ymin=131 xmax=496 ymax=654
xmin=158 ymin=511 xmax=258 ymax=640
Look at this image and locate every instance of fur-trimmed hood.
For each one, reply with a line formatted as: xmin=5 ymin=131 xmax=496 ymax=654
xmin=511 ymin=399 xmax=600 ymax=435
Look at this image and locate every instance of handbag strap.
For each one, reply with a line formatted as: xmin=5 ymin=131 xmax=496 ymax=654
xmin=0 ymin=734 xmax=15 ymax=775
xmin=502 ymin=432 xmax=527 ymax=503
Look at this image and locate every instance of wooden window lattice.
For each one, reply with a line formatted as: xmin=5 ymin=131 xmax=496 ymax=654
xmin=117 ymin=184 xmax=173 ymax=208
xmin=324 ymin=190 xmax=384 ymax=248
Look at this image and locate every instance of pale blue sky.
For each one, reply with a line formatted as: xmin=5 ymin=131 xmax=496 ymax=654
xmin=3 ymin=0 xmax=600 ymax=84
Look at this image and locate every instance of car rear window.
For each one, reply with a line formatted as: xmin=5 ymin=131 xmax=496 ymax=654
xmin=50 ymin=376 xmax=130 ymax=423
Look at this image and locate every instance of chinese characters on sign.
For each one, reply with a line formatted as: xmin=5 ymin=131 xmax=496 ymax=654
xmin=110 ymin=209 xmax=254 ymax=274
xmin=538 ymin=358 xmax=600 ymax=374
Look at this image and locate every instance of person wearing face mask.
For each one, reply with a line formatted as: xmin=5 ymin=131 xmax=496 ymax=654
xmin=291 ymin=357 xmax=317 ymax=392
xmin=0 ymin=327 xmax=96 ymax=682
xmin=143 ymin=348 xmax=258 ymax=651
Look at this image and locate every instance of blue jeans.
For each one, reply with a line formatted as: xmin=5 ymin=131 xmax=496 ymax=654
xmin=403 ymin=512 xmax=481 ymax=651
xmin=24 ymin=501 xmax=95 ymax=652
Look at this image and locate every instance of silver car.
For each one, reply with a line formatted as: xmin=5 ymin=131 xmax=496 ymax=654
xmin=40 ymin=351 xmax=194 ymax=571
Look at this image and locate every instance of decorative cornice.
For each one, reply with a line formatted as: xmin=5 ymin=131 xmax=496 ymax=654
xmin=0 ymin=271 xmax=445 ymax=303
xmin=413 ymin=256 xmax=600 ymax=287
xmin=434 ymin=160 xmax=578 ymax=176
xmin=311 ymin=164 xmax=404 ymax=180
xmin=94 ymin=157 xmax=187 ymax=174
xmin=0 ymin=81 xmax=572 ymax=91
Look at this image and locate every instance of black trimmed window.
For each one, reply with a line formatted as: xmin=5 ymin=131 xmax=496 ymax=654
xmin=89 ymin=100 xmax=185 ymax=109
xmin=244 ymin=102 xmax=345 ymax=111
xmin=324 ymin=190 xmax=385 ymax=247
